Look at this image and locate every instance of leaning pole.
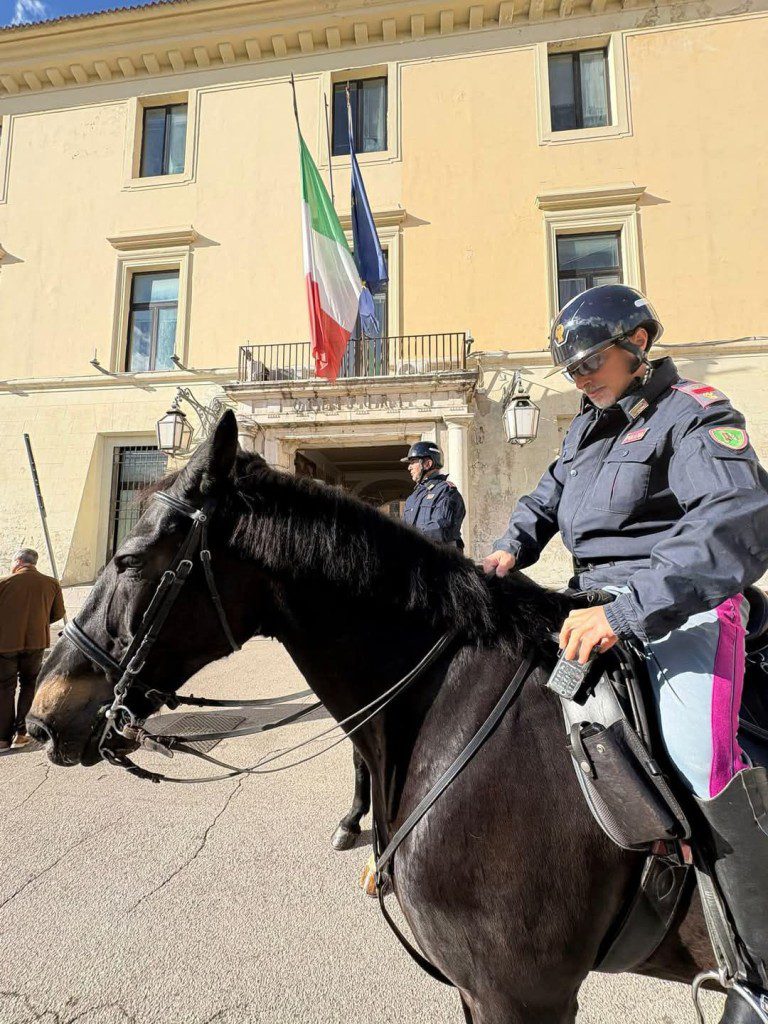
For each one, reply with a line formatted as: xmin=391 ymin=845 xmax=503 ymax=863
xmin=23 ymin=432 xmax=67 ymax=623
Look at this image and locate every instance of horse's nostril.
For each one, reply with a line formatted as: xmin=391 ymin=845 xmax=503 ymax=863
xmin=26 ymin=718 xmax=51 ymax=744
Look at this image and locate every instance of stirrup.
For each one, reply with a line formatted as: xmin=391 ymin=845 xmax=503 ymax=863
xmin=692 ymin=969 xmax=768 ymax=1024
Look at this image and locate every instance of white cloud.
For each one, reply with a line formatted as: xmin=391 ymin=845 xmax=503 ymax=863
xmin=11 ymin=0 xmax=50 ymax=25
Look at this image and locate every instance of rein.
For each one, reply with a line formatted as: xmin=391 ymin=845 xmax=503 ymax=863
xmin=61 ymin=489 xmax=456 ymax=784
xmin=62 ymin=487 xmax=539 ymax=989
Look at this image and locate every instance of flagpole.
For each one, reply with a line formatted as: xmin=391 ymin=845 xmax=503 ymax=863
xmin=290 ymin=72 xmax=301 ymax=132
xmin=324 ymin=93 xmax=335 ymax=207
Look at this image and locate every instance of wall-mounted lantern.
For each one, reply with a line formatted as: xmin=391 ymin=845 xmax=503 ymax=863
xmin=502 ymin=370 xmax=541 ymax=446
xmin=156 ymin=399 xmax=194 ymax=456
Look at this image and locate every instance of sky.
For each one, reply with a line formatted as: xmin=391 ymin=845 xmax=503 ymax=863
xmin=1 ymin=0 xmax=152 ymax=27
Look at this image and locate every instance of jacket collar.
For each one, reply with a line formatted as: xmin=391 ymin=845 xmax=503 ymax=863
xmin=580 ymin=357 xmax=679 ymax=421
xmin=615 ymin=357 xmax=679 ymax=421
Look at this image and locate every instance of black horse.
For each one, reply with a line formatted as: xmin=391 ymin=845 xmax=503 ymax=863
xmin=29 ymin=412 xmax=721 ymax=1023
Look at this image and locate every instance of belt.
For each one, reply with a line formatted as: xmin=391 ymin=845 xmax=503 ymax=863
xmin=572 ymin=559 xmax=619 ymax=575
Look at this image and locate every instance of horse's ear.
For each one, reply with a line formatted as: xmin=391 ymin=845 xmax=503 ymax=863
xmin=180 ymin=410 xmax=239 ymax=496
xmin=202 ymin=410 xmax=239 ymax=491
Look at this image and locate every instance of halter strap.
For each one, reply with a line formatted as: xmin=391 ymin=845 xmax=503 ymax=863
xmin=62 ymin=491 xmax=240 ymax=744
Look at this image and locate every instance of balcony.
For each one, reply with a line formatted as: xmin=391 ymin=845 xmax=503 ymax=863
xmin=238 ymin=333 xmax=470 ymax=384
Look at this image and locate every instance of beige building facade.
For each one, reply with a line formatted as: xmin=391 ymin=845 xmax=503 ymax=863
xmin=0 ymin=0 xmax=766 ymax=586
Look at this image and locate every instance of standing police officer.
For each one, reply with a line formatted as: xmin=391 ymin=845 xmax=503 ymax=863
xmin=401 ymin=441 xmax=466 ymax=549
xmin=483 ymin=285 xmax=768 ymax=1012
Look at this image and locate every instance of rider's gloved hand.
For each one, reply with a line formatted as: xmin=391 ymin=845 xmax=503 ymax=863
xmin=482 ymin=550 xmax=516 ymax=577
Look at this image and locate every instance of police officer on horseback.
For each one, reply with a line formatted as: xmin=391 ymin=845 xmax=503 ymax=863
xmin=401 ymin=441 xmax=466 ymax=549
xmin=484 ymin=284 xmax=768 ymax=1016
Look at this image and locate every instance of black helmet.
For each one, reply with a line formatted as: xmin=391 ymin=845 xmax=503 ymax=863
xmin=400 ymin=441 xmax=443 ymax=467
xmin=549 ymin=284 xmax=663 ymax=374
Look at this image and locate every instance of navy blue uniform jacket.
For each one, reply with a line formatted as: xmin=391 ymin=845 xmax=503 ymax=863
xmin=494 ymin=358 xmax=768 ymax=643
xmin=404 ymin=473 xmax=466 ymax=548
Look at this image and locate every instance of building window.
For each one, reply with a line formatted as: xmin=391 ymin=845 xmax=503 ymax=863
xmin=125 ymin=270 xmax=179 ymax=371
xmin=332 ymin=77 xmax=387 ymax=155
xmin=548 ymin=49 xmax=610 ymax=132
xmin=108 ymin=446 xmax=168 ymax=559
xmin=140 ymin=103 xmax=187 ymax=177
xmin=556 ymin=232 xmax=622 ymax=307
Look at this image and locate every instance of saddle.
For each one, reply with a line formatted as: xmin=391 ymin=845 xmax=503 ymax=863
xmin=559 ymin=586 xmax=768 ymax=976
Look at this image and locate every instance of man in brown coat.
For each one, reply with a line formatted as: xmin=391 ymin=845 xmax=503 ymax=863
xmin=0 ymin=548 xmax=65 ymax=751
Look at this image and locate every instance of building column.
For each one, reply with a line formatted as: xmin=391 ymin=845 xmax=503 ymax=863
xmin=444 ymin=415 xmax=473 ymax=557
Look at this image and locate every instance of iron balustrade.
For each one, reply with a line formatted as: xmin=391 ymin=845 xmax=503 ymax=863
xmin=238 ymin=333 xmax=469 ymax=383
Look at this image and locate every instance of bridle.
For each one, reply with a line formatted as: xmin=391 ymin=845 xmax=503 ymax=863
xmin=61 ymin=488 xmax=457 ymax=784
xmin=63 ymin=490 xmax=243 ymax=770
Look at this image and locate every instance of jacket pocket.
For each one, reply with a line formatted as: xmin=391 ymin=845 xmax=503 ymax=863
xmin=708 ymin=449 xmax=759 ymax=490
xmin=591 ymin=442 xmax=655 ymax=514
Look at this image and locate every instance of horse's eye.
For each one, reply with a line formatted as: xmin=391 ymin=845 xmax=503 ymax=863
xmin=114 ymin=554 xmax=144 ymax=573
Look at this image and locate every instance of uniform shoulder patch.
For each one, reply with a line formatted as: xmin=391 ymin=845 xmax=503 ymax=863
xmin=671 ymin=380 xmax=728 ymax=408
xmin=446 ymin=481 xmax=456 ymax=489
xmin=709 ymin=427 xmax=749 ymax=451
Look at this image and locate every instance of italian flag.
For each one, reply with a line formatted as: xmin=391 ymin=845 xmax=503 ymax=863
xmin=300 ymin=135 xmax=364 ymax=380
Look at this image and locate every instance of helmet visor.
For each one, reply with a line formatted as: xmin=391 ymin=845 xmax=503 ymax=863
xmin=545 ymin=338 xmax=618 ymax=378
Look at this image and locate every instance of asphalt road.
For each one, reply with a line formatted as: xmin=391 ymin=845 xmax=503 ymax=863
xmin=0 ymin=627 xmax=724 ymax=1024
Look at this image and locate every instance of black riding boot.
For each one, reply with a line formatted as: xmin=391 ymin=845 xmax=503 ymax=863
xmin=696 ymin=767 xmax=768 ymax=989
xmin=720 ymin=989 xmax=768 ymax=1024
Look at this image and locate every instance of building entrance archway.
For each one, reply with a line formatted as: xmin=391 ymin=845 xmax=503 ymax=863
xmin=294 ymin=443 xmax=411 ymax=518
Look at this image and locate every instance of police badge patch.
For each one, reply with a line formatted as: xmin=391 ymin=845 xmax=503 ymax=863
xmin=709 ymin=427 xmax=748 ymax=451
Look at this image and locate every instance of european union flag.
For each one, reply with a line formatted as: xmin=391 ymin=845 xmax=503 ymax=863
xmin=347 ymin=90 xmax=388 ymax=336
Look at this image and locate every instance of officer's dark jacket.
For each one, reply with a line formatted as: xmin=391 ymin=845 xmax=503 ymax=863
xmin=404 ymin=473 xmax=466 ymax=547
xmin=494 ymin=357 xmax=768 ymax=643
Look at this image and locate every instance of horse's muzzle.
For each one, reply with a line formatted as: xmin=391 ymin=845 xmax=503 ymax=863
xmin=28 ymin=672 xmax=114 ymax=767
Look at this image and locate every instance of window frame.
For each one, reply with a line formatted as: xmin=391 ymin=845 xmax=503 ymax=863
xmin=538 ymin=187 xmax=645 ymax=326
xmin=0 ymin=114 xmax=12 ymax=205
xmin=139 ymin=103 xmax=188 ymax=178
xmin=555 ymin=231 xmax=623 ymax=308
xmin=548 ymin=48 xmax=611 ymax=133
xmin=109 ymin=241 xmax=194 ymax=374
xmin=534 ymin=35 xmax=632 ymax=147
xmin=331 ymin=76 xmax=388 ymax=156
xmin=318 ymin=64 xmax=401 ymax=169
xmin=123 ymin=91 xmax=199 ymax=191
xmin=125 ymin=270 xmax=180 ymax=372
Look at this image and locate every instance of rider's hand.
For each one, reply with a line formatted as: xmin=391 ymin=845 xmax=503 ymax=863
xmin=482 ymin=550 xmax=516 ymax=577
xmin=558 ymin=607 xmax=618 ymax=665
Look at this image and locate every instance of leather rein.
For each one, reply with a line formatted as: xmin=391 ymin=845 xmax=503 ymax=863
xmin=61 ymin=490 xmax=456 ymax=785
xmin=62 ymin=488 xmax=539 ymax=987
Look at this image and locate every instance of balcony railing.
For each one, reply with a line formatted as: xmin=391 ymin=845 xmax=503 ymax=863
xmin=238 ymin=333 xmax=469 ymax=383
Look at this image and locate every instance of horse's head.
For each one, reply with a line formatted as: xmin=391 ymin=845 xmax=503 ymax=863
xmin=29 ymin=411 xmax=267 ymax=767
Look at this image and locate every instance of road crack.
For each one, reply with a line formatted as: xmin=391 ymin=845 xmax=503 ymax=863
xmin=0 ymin=821 xmax=121 ymax=914
xmin=0 ymin=990 xmax=137 ymax=1024
xmin=129 ymin=778 xmax=245 ymax=913
xmin=7 ymin=764 xmax=51 ymax=814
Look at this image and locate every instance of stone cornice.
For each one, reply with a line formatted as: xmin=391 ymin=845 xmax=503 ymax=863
xmin=0 ymin=0 xmax=689 ymax=97
xmin=107 ymin=225 xmax=198 ymax=250
xmin=536 ymin=183 xmax=645 ymax=211
xmin=225 ymin=367 xmax=478 ymax=400
xmin=0 ymin=366 xmax=236 ymax=395
xmin=338 ymin=207 xmax=407 ymax=230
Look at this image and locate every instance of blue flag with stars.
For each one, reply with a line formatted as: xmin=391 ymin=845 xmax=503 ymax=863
xmin=347 ymin=89 xmax=388 ymax=336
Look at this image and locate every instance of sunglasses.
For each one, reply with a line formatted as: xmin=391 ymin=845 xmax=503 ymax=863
xmin=561 ymin=344 xmax=616 ymax=383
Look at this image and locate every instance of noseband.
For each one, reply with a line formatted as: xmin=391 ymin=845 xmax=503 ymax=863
xmin=63 ymin=491 xmax=241 ymax=763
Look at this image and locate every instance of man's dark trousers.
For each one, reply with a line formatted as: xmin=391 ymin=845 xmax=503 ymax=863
xmin=0 ymin=650 xmax=43 ymax=742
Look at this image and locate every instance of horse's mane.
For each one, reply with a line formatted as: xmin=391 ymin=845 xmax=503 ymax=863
xmin=223 ymin=452 xmax=570 ymax=655
xmin=145 ymin=452 xmax=569 ymax=652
